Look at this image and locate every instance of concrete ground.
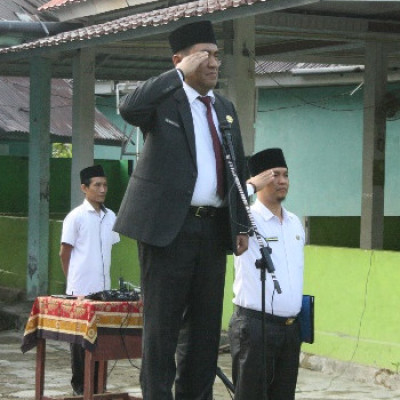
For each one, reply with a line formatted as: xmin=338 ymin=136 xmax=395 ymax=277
xmin=1 ymin=298 xmax=400 ymax=400
xmin=2 ymin=328 xmax=400 ymax=400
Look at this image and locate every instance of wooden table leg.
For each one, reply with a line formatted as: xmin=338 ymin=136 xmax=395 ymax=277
xmin=84 ymin=349 xmax=95 ymax=400
xmin=35 ymin=338 xmax=46 ymax=400
xmin=97 ymin=361 xmax=108 ymax=393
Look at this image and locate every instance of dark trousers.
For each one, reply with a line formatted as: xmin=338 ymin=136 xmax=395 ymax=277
xmin=70 ymin=343 xmax=99 ymax=395
xmin=229 ymin=307 xmax=301 ymax=400
xmin=138 ymin=211 xmax=228 ymax=400
xmin=70 ymin=343 xmax=85 ymax=394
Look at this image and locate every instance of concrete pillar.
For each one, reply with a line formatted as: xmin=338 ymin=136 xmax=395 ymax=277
xmin=71 ymin=48 xmax=96 ymax=208
xmin=360 ymin=41 xmax=387 ymax=249
xmin=27 ymin=56 xmax=51 ymax=299
xmin=221 ymin=18 xmax=256 ymax=156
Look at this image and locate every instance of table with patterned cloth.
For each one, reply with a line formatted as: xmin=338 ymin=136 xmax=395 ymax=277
xmin=21 ymin=296 xmax=143 ymax=400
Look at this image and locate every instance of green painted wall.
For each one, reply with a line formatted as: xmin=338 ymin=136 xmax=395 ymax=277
xmin=0 ymin=216 xmax=140 ymax=294
xmin=0 ymin=157 xmax=129 ymax=218
xmin=309 ymin=216 xmax=400 ymax=251
xmin=301 ymin=246 xmax=400 ymax=371
xmin=2 ymin=216 xmax=400 ymax=371
xmin=222 ymin=255 xmax=235 ymax=329
xmin=2 ymin=84 xmax=400 ymax=369
xmin=0 ymin=217 xmax=27 ymax=289
xmin=223 ymin=246 xmax=400 ymax=371
xmin=256 ymin=84 xmax=400 ymax=218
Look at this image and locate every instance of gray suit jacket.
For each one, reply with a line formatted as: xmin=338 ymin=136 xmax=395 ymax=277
xmin=114 ymin=69 xmax=249 ymax=253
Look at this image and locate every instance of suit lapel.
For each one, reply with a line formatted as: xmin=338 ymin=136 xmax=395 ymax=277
xmin=213 ymin=96 xmax=224 ymax=127
xmin=213 ymin=96 xmax=236 ymax=191
xmin=213 ymin=95 xmax=230 ymax=132
xmin=214 ymin=95 xmax=232 ymax=159
xmin=174 ymin=89 xmax=197 ymax=166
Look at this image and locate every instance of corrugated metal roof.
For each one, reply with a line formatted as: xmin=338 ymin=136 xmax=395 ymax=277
xmin=255 ymin=61 xmax=298 ymax=74
xmin=255 ymin=61 xmax=363 ymax=74
xmin=0 ymin=0 xmax=265 ymax=54
xmin=39 ymin=0 xmax=85 ymax=11
xmin=0 ymin=1 xmax=48 ymax=21
xmin=0 ymin=77 xmax=126 ymax=145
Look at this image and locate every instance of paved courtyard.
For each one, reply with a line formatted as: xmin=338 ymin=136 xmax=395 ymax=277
xmin=1 ymin=329 xmax=400 ymax=400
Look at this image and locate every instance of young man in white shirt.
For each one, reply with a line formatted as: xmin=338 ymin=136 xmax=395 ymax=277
xmin=60 ymin=165 xmax=120 ymax=395
xmin=229 ymin=148 xmax=305 ymax=400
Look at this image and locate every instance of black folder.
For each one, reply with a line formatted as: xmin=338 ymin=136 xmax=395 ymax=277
xmin=299 ymin=295 xmax=314 ymax=344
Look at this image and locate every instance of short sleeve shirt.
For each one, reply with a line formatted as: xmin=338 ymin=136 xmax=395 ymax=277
xmin=61 ymin=199 xmax=120 ymax=296
xmin=233 ymin=199 xmax=305 ymax=317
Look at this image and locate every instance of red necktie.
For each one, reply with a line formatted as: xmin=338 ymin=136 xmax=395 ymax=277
xmin=198 ymin=96 xmax=225 ymax=199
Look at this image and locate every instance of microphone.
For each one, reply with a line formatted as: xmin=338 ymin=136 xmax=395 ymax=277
xmin=219 ymin=120 xmax=236 ymax=165
xmin=255 ymin=246 xmax=275 ymax=273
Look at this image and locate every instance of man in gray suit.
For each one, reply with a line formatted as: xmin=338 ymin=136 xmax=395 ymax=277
xmin=114 ymin=20 xmax=250 ymax=400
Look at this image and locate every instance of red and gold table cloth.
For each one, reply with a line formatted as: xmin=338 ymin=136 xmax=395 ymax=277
xmin=21 ymin=296 xmax=143 ymax=353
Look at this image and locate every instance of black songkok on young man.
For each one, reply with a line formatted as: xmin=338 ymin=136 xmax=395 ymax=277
xmin=248 ymin=148 xmax=288 ymax=177
xmin=80 ymin=165 xmax=106 ymax=184
xmin=168 ymin=20 xmax=217 ymax=53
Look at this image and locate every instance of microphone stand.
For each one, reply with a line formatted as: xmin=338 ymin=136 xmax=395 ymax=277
xmin=219 ymin=121 xmax=281 ymax=400
xmin=216 ymin=366 xmax=235 ymax=394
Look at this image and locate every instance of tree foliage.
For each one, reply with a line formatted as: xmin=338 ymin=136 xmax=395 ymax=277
xmin=52 ymin=143 xmax=72 ymax=158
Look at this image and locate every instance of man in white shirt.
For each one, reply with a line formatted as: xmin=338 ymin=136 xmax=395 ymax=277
xmin=60 ymin=164 xmax=120 ymax=395
xmin=229 ymin=148 xmax=305 ymax=400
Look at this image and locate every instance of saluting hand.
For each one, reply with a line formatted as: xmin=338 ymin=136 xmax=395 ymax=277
xmin=175 ymin=51 xmax=209 ymax=77
xmin=247 ymin=169 xmax=276 ymax=193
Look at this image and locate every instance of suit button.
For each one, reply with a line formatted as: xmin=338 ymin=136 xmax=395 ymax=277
xmin=192 ymin=172 xmax=197 ymax=177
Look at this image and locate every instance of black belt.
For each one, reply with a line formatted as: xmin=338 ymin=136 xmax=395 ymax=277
xmin=189 ymin=206 xmax=220 ymax=218
xmin=236 ymin=306 xmax=297 ymax=326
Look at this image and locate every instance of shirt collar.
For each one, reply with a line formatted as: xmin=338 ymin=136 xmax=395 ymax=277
xmin=83 ymin=198 xmax=107 ymax=214
xmin=182 ymin=82 xmax=215 ymax=105
xmin=252 ymin=198 xmax=289 ymax=222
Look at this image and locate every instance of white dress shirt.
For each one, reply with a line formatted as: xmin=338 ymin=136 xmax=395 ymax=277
xmin=182 ymin=82 xmax=225 ymax=207
xmin=178 ymin=71 xmax=254 ymax=206
xmin=61 ymin=199 xmax=120 ymax=296
xmin=233 ymin=199 xmax=305 ymax=317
